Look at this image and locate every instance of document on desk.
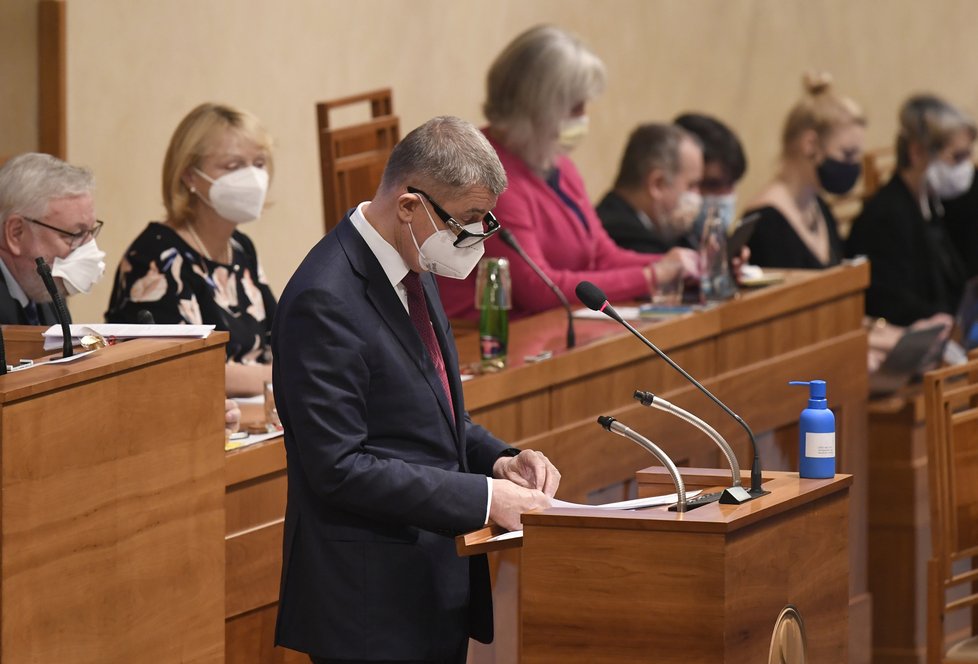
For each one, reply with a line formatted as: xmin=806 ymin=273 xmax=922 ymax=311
xmin=43 ymin=324 xmax=215 ymax=350
xmin=483 ymin=490 xmax=702 ymax=544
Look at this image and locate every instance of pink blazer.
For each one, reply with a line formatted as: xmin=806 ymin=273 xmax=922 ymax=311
xmin=438 ymin=132 xmax=657 ymax=320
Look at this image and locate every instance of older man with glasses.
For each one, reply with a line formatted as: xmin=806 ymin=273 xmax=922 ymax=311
xmin=0 ymin=153 xmax=105 ymax=325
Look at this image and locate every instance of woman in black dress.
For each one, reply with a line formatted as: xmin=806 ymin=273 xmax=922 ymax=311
xmin=743 ymin=73 xmax=866 ymax=270
xmin=847 ymin=94 xmax=973 ymax=326
xmin=105 ymin=103 xmax=276 ymax=396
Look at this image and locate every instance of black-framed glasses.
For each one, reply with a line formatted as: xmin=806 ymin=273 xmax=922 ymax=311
xmin=23 ymin=217 xmax=104 ymax=250
xmin=407 ymin=186 xmax=500 ymax=248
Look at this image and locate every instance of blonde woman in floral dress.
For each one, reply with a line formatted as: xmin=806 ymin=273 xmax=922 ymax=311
xmin=106 ymin=103 xmax=276 ymax=397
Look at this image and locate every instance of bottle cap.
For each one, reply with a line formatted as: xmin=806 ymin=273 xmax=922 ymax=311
xmin=789 ymin=380 xmax=828 ymax=406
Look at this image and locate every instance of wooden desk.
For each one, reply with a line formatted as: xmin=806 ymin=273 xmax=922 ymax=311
xmin=224 ymin=263 xmax=872 ymax=663
xmin=0 ymin=333 xmax=227 ymax=662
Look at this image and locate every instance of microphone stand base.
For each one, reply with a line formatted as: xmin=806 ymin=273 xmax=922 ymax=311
xmin=719 ymin=485 xmax=769 ymax=504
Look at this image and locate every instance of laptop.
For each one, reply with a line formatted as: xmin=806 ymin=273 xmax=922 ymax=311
xmin=869 ymin=323 xmax=947 ymax=396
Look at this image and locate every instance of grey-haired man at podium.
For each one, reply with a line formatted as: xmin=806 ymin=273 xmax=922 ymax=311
xmin=272 ymin=116 xmax=559 ymax=664
xmin=0 ymin=153 xmax=106 ymax=325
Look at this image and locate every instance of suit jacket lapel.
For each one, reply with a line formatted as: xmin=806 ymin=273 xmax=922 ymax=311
xmin=336 ymin=218 xmax=460 ymax=441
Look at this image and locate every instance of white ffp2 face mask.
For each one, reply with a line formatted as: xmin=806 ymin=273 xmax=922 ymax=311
xmin=409 ymin=197 xmax=484 ymax=280
xmin=927 ymin=159 xmax=974 ymax=200
xmin=194 ymin=166 xmax=269 ymax=223
xmin=51 ymin=239 xmax=106 ymax=295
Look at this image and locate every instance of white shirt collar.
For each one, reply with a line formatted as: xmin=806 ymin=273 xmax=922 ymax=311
xmin=0 ymin=256 xmax=30 ymax=308
xmin=350 ymin=201 xmax=412 ymax=311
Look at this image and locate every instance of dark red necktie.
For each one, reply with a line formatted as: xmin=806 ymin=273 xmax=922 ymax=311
xmin=402 ymin=271 xmax=455 ymax=417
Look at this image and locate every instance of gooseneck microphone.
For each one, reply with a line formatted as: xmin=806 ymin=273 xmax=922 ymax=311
xmin=499 ymin=228 xmax=575 ymax=349
xmin=577 ymin=281 xmax=766 ymax=500
xmin=597 ymin=415 xmax=687 ymax=512
xmin=136 ymin=309 xmax=156 ymax=325
xmin=35 ymin=257 xmax=73 ymax=358
xmin=633 ymin=390 xmax=742 ymax=487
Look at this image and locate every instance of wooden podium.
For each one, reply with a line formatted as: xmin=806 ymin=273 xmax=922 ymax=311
xmin=498 ymin=469 xmax=851 ymax=663
xmin=0 ymin=328 xmax=227 ymax=663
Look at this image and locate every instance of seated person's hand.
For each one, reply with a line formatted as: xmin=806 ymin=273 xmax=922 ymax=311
xmin=731 ymin=246 xmax=751 ymax=282
xmin=650 ymin=247 xmax=702 ymax=296
xmin=493 ymin=449 xmax=560 ymax=497
xmin=225 ymin=398 xmax=241 ymax=434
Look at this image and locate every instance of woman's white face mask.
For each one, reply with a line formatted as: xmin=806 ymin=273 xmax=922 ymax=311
xmin=194 ymin=166 xmax=269 ymax=223
xmin=927 ymin=159 xmax=974 ymax=200
xmin=408 ymin=196 xmax=484 ymax=279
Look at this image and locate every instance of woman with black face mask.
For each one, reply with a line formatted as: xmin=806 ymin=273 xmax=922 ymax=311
xmin=743 ymin=72 xmax=866 ymax=269
xmin=846 ymin=94 xmax=974 ymax=326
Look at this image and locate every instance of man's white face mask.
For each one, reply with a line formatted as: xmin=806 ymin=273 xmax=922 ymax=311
xmin=51 ymin=239 xmax=106 ymax=295
xmin=408 ymin=196 xmax=485 ymax=280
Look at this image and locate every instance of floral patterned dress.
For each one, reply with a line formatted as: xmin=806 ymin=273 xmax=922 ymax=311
xmin=105 ymin=222 xmax=276 ymax=364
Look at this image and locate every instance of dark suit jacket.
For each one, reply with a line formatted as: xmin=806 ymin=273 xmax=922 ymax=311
xmin=0 ymin=269 xmax=64 ymax=325
xmin=846 ymin=174 xmax=968 ymax=326
xmin=596 ymin=190 xmax=696 ymax=253
xmin=272 ymin=214 xmax=511 ymax=660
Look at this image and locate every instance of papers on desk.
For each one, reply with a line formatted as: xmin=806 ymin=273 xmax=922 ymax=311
xmin=224 ymin=428 xmax=283 ymax=452
xmin=484 ymin=490 xmax=703 ymax=544
xmin=42 ymin=324 xmax=214 ymax=350
xmin=572 ymin=306 xmax=643 ymax=321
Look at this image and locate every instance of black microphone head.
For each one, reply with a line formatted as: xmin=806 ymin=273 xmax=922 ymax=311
xmin=597 ymin=415 xmax=616 ymax=431
xmin=136 ymin=309 xmax=156 ymax=325
xmin=633 ymin=390 xmax=655 ymax=406
xmin=35 ymin=257 xmax=49 ymax=270
xmin=575 ymin=281 xmax=607 ymax=311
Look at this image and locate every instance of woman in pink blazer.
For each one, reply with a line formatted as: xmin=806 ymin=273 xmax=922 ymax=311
xmin=438 ymin=25 xmax=699 ymax=320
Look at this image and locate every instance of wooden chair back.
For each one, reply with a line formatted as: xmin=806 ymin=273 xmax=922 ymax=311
xmin=923 ymin=358 xmax=978 ymax=663
xmin=316 ymin=88 xmax=399 ymax=233
xmin=863 ymin=146 xmax=897 ymax=197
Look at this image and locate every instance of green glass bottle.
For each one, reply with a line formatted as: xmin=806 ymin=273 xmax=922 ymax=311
xmin=475 ymin=258 xmax=511 ymax=372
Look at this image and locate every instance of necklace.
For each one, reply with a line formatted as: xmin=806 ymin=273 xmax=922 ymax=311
xmin=186 ymin=222 xmax=231 ymax=264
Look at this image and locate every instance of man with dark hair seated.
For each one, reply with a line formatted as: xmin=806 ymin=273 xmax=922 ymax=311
xmin=597 ymin=123 xmax=703 ymax=253
xmin=674 ymin=112 xmax=748 ymax=239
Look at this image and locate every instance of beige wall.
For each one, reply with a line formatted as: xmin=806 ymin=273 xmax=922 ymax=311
xmin=4 ymin=0 xmax=978 ymax=322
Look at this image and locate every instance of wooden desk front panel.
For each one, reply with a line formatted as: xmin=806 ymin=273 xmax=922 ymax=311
xmin=0 ymin=346 xmax=226 ymax=663
xmin=225 ymin=441 xmax=305 ymax=664
xmin=520 ymin=490 xmax=849 ymax=663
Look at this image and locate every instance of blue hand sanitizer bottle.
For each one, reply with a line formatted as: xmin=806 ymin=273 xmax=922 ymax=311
xmin=788 ymin=380 xmax=835 ymax=479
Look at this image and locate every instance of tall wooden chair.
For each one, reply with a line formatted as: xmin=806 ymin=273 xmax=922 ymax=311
xmin=316 ymin=88 xmax=399 ymax=233
xmin=923 ymin=358 xmax=978 ymax=663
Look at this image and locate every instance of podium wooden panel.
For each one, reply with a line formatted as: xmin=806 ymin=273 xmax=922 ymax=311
xmin=0 ymin=331 xmax=227 ymax=663
xmin=519 ymin=469 xmax=851 ymax=663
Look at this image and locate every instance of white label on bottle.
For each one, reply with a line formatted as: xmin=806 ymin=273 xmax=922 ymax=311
xmin=805 ymin=431 xmax=835 ymax=458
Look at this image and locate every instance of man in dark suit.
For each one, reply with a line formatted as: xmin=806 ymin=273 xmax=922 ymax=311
xmin=0 ymin=153 xmax=106 ymax=324
xmin=597 ymin=123 xmax=704 ymax=253
xmin=272 ymin=116 xmax=559 ymax=664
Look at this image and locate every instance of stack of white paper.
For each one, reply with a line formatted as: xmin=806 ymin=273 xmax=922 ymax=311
xmin=42 ymin=323 xmax=214 ymax=350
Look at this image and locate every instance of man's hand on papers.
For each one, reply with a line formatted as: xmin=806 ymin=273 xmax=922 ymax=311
xmin=493 ymin=449 xmax=561 ymax=497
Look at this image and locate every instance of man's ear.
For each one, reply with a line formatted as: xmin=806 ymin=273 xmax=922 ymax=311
xmin=2 ymin=214 xmax=26 ymax=255
xmin=645 ymin=168 xmax=669 ymax=200
xmin=396 ymin=191 xmax=422 ymax=225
